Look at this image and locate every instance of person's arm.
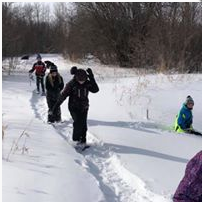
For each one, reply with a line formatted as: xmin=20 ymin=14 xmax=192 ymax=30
xmin=190 ymin=115 xmax=193 ymax=126
xmin=51 ymin=81 xmax=72 ymax=113
xmin=42 ymin=63 xmax=46 ymax=74
xmin=29 ymin=63 xmax=36 ymax=73
xmin=177 ymin=109 xmax=186 ymax=129
xmin=59 ymin=76 xmax=64 ymax=91
xmin=45 ymin=75 xmax=52 ymax=91
xmin=86 ymin=68 xmax=99 ymax=93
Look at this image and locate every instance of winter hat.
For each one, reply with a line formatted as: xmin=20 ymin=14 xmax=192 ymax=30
xmin=70 ymin=66 xmax=78 ymax=75
xmin=75 ymin=69 xmax=87 ymax=82
xmin=36 ymin=54 xmax=42 ymax=60
xmin=50 ymin=65 xmax=58 ymax=73
xmin=185 ymin=95 xmax=194 ymax=105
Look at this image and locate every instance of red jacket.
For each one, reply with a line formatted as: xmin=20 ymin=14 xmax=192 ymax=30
xmin=29 ymin=61 xmax=46 ymax=76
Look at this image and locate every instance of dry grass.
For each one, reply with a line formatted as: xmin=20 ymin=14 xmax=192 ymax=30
xmin=6 ymin=129 xmax=30 ymax=161
xmin=2 ymin=125 xmax=8 ymax=140
xmin=4 ymin=119 xmax=33 ymax=161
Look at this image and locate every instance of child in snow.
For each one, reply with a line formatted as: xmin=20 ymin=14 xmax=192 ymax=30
xmin=45 ymin=65 xmax=64 ymax=123
xmin=174 ymin=96 xmax=201 ymax=136
xmin=50 ymin=66 xmax=99 ymax=145
xmin=29 ymin=54 xmax=46 ymax=95
xmin=173 ymin=150 xmax=202 ymax=202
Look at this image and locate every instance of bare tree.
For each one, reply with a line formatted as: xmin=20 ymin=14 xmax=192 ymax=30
xmin=2 ymin=2 xmax=202 ymax=72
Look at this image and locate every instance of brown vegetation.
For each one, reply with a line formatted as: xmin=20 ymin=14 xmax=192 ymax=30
xmin=2 ymin=2 xmax=202 ymax=72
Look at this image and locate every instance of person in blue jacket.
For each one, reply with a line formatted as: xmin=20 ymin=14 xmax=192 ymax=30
xmin=174 ymin=96 xmax=201 ymax=136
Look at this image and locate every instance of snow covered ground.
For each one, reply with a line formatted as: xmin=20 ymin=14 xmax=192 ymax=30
xmin=2 ymin=54 xmax=202 ymax=202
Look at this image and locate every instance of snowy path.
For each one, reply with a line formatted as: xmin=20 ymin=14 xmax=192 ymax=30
xmin=32 ymin=90 xmax=169 ymax=202
xmin=3 ymin=55 xmax=202 ymax=202
xmin=2 ymin=77 xmax=105 ymax=202
xmin=82 ymin=133 xmax=169 ymax=202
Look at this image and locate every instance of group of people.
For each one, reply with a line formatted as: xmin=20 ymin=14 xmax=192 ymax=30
xmin=29 ymin=54 xmax=99 ymax=145
xmin=29 ymin=54 xmax=201 ymax=201
xmin=29 ymin=54 xmax=201 ymax=137
xmin=29 ymin=54 xmax=201 ymax=140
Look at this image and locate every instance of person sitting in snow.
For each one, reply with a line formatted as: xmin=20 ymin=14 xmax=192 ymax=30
xmin=174 ymin=96 xmax=201 ymax=136
xmin=50 ymin=66 xmax=99 ymax=145
xmin=45 ymin=64 xmax=64 ymax=123
xmin=173 ymin=150 xmax=202 ymax=202
xmin=29 ymin=54 xmax=46 ymax=95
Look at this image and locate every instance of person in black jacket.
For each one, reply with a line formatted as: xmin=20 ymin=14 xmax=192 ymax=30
xmin=50 ymin=66 xmax=99 ymax=144
xmin=29 ymin=54 xmax=46 ymax=95
xmin=45 ymin=65 xmax=64 ymax=123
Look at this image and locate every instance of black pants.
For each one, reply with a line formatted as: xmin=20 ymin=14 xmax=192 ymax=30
xmin=36 ymin=76 xmax=45 ymax=93
xmin=189 ymin=130 xmax=202 ymax=136
xmin=70 ymin=109 xmax=88 ymax=143
xmin=47 ymin=95 xmax=61 ymax=122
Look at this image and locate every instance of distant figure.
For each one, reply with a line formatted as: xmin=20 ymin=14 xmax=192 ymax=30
xmin=173 ymin=151 xmax=202 ymax=202
xmin=50 ymin=66 xmax=99 ymax=146
xmin=45 ymin=65 xmax=64 ymax=123
xmin=29 ymin=54 xmax=46 ymax=95
xmin=174 ymin=96 xmax=201 ymax=136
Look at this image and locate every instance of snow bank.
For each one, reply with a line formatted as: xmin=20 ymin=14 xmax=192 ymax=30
xmin=2 ymin=54 xmax=202 ymax=202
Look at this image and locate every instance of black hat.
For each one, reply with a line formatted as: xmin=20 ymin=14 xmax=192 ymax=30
xmin=70 ymin=66 xmax=78 ymax=75
xmin=75 ymin=69 xmax=87 ymax=81
xmin=36 ymin=54 xmax=42 ymax=60
xmin=50 ymin=65 xmax=58 ymax=73
xmin=185 ymin=95 xmax=194 ymax=105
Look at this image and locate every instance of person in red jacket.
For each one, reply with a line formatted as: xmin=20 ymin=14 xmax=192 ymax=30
xmin=29 ymin=54 xmax=46 ymax=95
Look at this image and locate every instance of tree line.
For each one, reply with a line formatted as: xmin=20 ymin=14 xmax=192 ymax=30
xmin=2 ymin=2 xmax=202 ymax=72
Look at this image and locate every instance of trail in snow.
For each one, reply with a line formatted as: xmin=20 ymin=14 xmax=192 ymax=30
xmin=30 ymin=89 xmax=170 ymax=202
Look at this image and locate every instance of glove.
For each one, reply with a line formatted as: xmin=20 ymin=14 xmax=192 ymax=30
xmin=48 ymin=110 xmax=53 ymax=116
xmin=86 ymin=68 xmax=94 ymax=79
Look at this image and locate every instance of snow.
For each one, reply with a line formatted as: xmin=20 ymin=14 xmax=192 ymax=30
xmin=2 ymin=54 xmax=202 ymax=202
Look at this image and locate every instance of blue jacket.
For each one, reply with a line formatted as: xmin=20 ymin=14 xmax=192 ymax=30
xmin=177 ymin=104 xmax=193 ymax=130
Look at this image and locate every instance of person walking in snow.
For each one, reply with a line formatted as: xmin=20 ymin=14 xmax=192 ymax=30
xmin=173 ymin=150 xmax=202 ymax=202
xmin=45 ymin=64 xmax=64 ymax=123
xmin=29 ymin=54 xmax=46 ymax=95
xmin=50 ymin=66 xmax=99 ymax=145
xmin=174 ymin=96 xmax=201 ymax=136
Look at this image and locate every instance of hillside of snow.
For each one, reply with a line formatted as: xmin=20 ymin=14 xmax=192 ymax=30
xmin=2 ymin=54 xmax=202 ymax=202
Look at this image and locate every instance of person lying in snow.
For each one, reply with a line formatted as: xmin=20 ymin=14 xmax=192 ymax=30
xmin=45 ymin=65 xmax=64 ymax=123
xmin=49 ymin=66 xmax=99 ymax=145
xmin=174 ymin=96 xmax=201 ymax=136
xmin=173 ymin=150 xmax=202 ymax=202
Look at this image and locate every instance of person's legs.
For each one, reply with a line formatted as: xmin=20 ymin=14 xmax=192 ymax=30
xmin=46 ymin=96 xmax=55 ymax=123
xmin=189 ymin=130 xmax=202 ymax=136
xmin=40 ymin=76 xmax=45 ymax=93
xmin=55 ymin=107 xmax=61 ymax=122
xmin=70 ymin=110 xmax=81 ymax=141
xmin=80 ymin=110 xmax=88 ymax=143
xmin=36 ymin=76 xmax=40 ymax=92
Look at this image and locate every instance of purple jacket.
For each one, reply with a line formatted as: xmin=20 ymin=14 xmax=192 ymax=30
xmin=173 ymin=151 xmax=202 ymax=202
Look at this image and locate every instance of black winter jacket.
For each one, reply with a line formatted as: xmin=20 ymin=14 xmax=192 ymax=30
xmin=53 ymin=77 xmax=99 ymax=111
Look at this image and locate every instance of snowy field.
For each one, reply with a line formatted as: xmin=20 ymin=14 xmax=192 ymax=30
xmin=2 ymin=54 xmax=202 ymax=202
